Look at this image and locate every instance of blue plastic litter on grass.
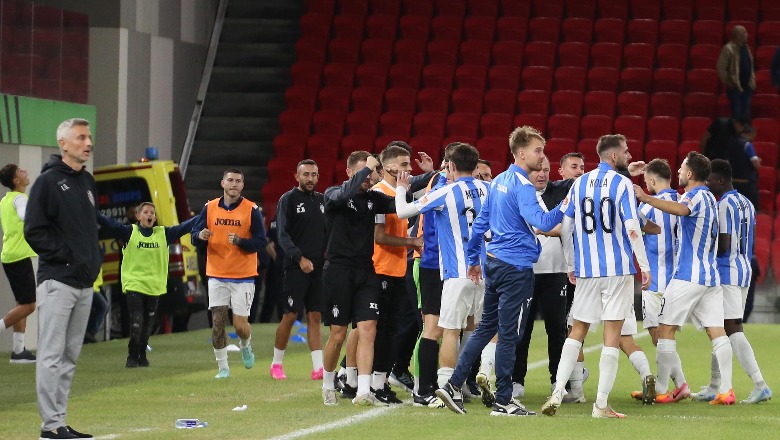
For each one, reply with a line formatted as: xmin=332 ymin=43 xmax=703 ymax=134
xmin=228 ymin=332 xmax=238 ymax=339
xmin=290 ymin=334 xmax=307 ymax=343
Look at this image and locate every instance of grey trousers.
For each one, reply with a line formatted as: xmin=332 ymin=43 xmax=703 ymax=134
xmin=36 ymin=279 xmax=92 ymax=431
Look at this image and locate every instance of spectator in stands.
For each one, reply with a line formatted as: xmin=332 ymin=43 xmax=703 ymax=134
xmin=771 ymin=47 xmax=780 ymax=90
xmin=701 ymin=118 xmax=748 ymax=161
xmin=717 ymin=25 xmax=755 ymax=120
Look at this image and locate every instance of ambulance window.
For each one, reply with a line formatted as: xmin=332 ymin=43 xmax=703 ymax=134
xmin=169 ymin=170 xmax=192 ymax=221
xmin=96 ymin=178 xmax=152 ymax=240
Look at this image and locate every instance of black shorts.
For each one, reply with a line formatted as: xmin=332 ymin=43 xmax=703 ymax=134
xmin=2 ymin=258 xmax=36 ymax=305
xmin=282 ymin=265 xmax=323 ymax=315
xmin=418 ymin=266 xmax=443 ymax=316
xmin=322 ymin=264 xmax=380 ymax=326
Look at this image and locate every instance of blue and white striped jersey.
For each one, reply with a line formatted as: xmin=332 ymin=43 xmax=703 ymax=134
xmin=563 ymin=162 xmax=639 ymax=278
xmin=413 ymin=176 xmax=488 ymax=280
xmin=673 ymin=186 xmax=720 ymax=286
xmin=639 ymin=189 xmax=679 ymax=292
xmin=717 ymin=190 xmax=755 ymax=287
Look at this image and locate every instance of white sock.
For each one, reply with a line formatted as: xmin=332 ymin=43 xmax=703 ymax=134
xmin=670 ymin=356 xmax=686 ymax=388
xmin=323 ymin=370 xmax=336 ymax=390
xmin=239 ymin=336 xmax=251 ymax=349
xmin=214 ymin=348 xmax=229 ymax=370
xmin=656 ymin=339 xmax=679 ymax=394
xmin=628 ymin=350 xmax=652 ymax=379
xmin=556 ymin=338 xmax=582 ymax=393
xmin=729 ymin=332 xmax=765 ymax=388
xmin=596 ymin=346 xmax=619 ymax=408
xmin=371 ymin=371 xmax=386 ymax=390
xmin=480 ymin=341 xmax=496 ymax=377
xmin=437 ymin=367 xmax=454 ymax=389
xmin=346 ymin=367 xmax=358 ymax=388
xmin=272 ymin=347 xmax=285 ymax=365
xmin=12 ymin=332 xmax=25 ymax=353
xmin=712 ymin=336 xmax=733 ymax=394
xmin=311 ymin=350 xmax=323 ymax=370
xmin=0 ymin=318 xmax=6 ymax=332
xmin=569 ymin=361 xmax=584 ymax=391
xmin=357 ymin=374 xmax=371 ymax=396
xmin=337 ymin=366 xmax=346 ymax=377
xmin=708 ymin=351 xmax=721 ymax=390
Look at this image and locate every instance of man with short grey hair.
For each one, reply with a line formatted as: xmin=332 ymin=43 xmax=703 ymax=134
xmin=25 ymin=118 xmax=102 ymax=440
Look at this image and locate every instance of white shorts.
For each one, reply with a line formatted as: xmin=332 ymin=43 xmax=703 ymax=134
xmin=641 ymin=290 xmax=663 ymax=329
xmin=658 ymin=279 xmax=724 ymax=330
xmin=621 ymin=301 xmax=638 ymax=336
xmin=722 ymin=284 xmax=749 ymax=320
xmin=570 ymin=275 xmax=634 ymax=325
xmin=439 ymin=278 xmax=484 ymax=330
xmin=208 ymin=279 xmax=255 ymax=317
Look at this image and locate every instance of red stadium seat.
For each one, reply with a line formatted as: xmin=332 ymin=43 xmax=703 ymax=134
xmin=402 ymin=0 xmax=434 ymax=16
xmin=533 ymin=0 xmax=563 ymax=17
xmin=621 ymin=68 xmax=653 ymax=93
xmin=337 ymin=0 xmax=369 ymax=16
xmin=689 ymin=44 xmax=721 ymax=69
xmin=597 ymin=0 xmax=628 ymax=19
xmin=753 ymin=119 xmax=780 ymax=144
xmin=464 ymin=16 xmax=496 ymax=41
xmin=551 ymin=90 xmax=583 ymax=116
xmin=692 ymin=20 xmax=723 ymax=45
xmin=435 ymin=0 xmax=467 ymax=16
xmin=307 ymin=134 xmax=342 ymax=159
xmin=548 ymin=115 xmax=581 ymax=140
xmin=566 ymin=0 xmax=595 ymax=19
xmin=455 ymin=65 xmax=488 ymax=90
xmin=328 ymin=38 xmax=360 ymax=64
xmin=580 ymin=115 xmax=613 ymax=140
xmin=659 ymin=20 xmax=691 ymax=45
xmin=296 ymin=37 xmax=328 ymax=64
xmin=446 ymin=113 xmax=480 ymax=139
xmin=684 ymin=93 xmax=718 ymax=118
xmin=422 ymin=64 xmax=455 ymax=90
xmin=686 ymin=69 xmax=719 ymax=94
xmin=322 ymin=64 xmax=355 ymax=88
xmin=562 ymin=18 xmax=593 ymax=43
xmin=525 ymin=41 xmax=557 ymax=68
xmin=752 ymin=95 xmax=780 ymax=119
xmin=430 ymin=16 xmax=463 ymax=41
xmin=345 ymin=111 xmax=379 ymax=136
xmin=528 ymin=17 xmax=561 ymax=43
xmin=369 ymin=0 xmax=400 ymax=16
xmin=318 ymin=86 xmax=352 ymax=112
xmin=312 ymin=111 xmax=346 ymax=136
xmin=361 ymin=39 xmax=394 ymax=65
xmin=517 ymin=90 xmax=550 ymax=115
xmin=755 ymin=70 xmax=777 ymax=95
xmin=488 ymin=66 xmax=521 ymax=91
xmin=627 ymin=20 xmax=658 ymax=44
xmin=484 ymin=89 xmax=517 ymax=114
xmin=379 ymin=111 xmax=413 ymax=137
xmin=493 ymin=41 xmax=525 ymax=67
xmin=385 ymin=87 xmax=417 ymax=113
xmin=350 ymin=87 xmax=385 ymax=115
xmin=285 ymin=87 xmax=318 ymax=112
xmin=546 ymin=137 xmax=577 ymax=159
xmin=728 ymin=0 xmax=758 ymax=21
xmin=588 ymin=67 xmax=619 ymax=91
xmin=578 ymin=140 xmax=598 ymax=155
xmin=757 ymin=22 xmax=780 ymax=46
xmin=290 ymin=62 xmax=323 ymax=87
xmin=753 ymin=142 xmax=778 ymax=168
xmin=653 ymin=68 xmax=686 ymax=93
xmin=273 ymin=133 xmax=308 ymax=158
xmin=476 ymin=137 xmax=509 ymax=162
xmin=410 ymin=136 xmax=444 ymax=163
xmin=656 ymin=44 xmax=688 ymax=69
xmin=451 ymin=88 xmax=485 ymax=114
xmin=413 ymin=112 xmax=446 ymax=137
xmin=681 ymin=116 xmax=711 ymax=141
xmin=644 ymin=140 xmax=678 ymax=168
xmin=695 ymin=0 xmax=725 ymax=21
xmin=468 ymin=0 xmax=499 ymax=17
xmin=388 ymin=63 xmax=422 ymax=88
xmin=759 ymin=166 xmax=776 ymax=193
xmin=299 ymin=13 xmax=331 ymax=40
xmin=584 ymin=91 xmax=616 ymax=116
xmin=590 ymin=43 xmax=622 ymax=68
xmin=332 ymin=15 xmax=364 ymax=40
xmin=631 ymin=0 xmax=660 ymax=20
xmin=623 ymin=43 xmax=655 ymax=69
xmin=677 ymin=140 xmax=700 ymax=162
xmin=651 ymin=92 xmax=683 ymax=118
xmin=756 ymin=47 xmax=779 ymax=71
xmin=559 ymin=42 xmax=589 ymax=68
xmin=555 ymin=67 xmax=586 ymax=92
xmin=417 ymin=88 xmax=451 ymax=113
xmin=355 ymin=64 xmax=388 ymax=88
xmin=594 ymin=18 xmax=625 ymax=44
xmin=427 ymin=40 xmax=460 ymax=65
xmin=647 ymin=116 xmax=680 ymax=141
xmin=515 ymin=114 xmax=548 ymax=136
xmin=480 ymin=113 xmax=513 ymax=137
xmin=394 ymin=40 xmax=426 ymax=65
xmin=522 ymin=67 xmax=554 ymax=92
xmin=617 ymin=91 xmax=649 ymax=117
xmin=759 ymin=192 xmax=774 ymax=216
xmin=399 ymin=16 xmax=431 ymax=40
xmin=614 ymin=115 xmax=646 ymax=143
xmin=496 ymin=17 xmax=528 ymax=42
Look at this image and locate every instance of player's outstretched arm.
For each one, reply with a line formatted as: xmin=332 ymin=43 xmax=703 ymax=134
xmin=634 ymin=184 xmax=690 ymax=216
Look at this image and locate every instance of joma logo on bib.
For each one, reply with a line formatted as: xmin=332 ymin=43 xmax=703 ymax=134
xmin=215 ymin=218 xmax=242 ymax=226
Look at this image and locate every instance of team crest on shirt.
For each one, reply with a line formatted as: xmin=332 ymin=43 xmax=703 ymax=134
xmin=367 ymin=201 xmax=374 ymax=210
xmin=87 ymin=190 xmax=95 ymax=206
xmin=381 ymin=280 xmax=388 ymax=290
xmin=332 ymin=305 xmax=339 ymax=317
xmin=320 ymin=203 xmax=324 ymax=213
xmin=288 ymin=296 xmax=294 ymax=307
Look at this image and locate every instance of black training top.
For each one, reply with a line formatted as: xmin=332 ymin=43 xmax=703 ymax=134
xmin=276 ymin=187 xmax=326 ymax=269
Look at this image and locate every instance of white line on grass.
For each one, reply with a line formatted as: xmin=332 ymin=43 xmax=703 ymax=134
xmin=272 ymin=333 xmax=651 ymax=440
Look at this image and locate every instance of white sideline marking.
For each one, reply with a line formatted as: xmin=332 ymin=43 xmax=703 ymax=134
xmin=272 ymin=333 xmax=652 ymax=440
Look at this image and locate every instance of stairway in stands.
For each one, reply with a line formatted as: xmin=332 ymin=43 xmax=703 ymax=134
xmin=185 ymin=0 xmax=303 ymax=211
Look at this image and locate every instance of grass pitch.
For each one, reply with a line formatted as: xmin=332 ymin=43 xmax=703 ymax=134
xmin=1 ymin=322 xmax=777 ymax=439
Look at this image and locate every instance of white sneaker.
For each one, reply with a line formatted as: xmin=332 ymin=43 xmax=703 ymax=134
xmin=512 ymin=382 xmax=525 ymax=398
xmin=592 ymin=403 xmax=625 ymax=418
xmin=353 ymin=392 xmax=388 ymax=406
xmin=323 ymin=389 xmax=338 ymax=406
xmin=541 ymin=389 xmax=564 ymax=416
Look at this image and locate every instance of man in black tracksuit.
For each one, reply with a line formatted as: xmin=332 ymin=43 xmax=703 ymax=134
xmin=24 ymin=118 xmax=102 ymax=440
xmin=320 ymin=151 xmax=397 ymax=406
xmin=271 ymin=159 xmax=327 ymax=380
